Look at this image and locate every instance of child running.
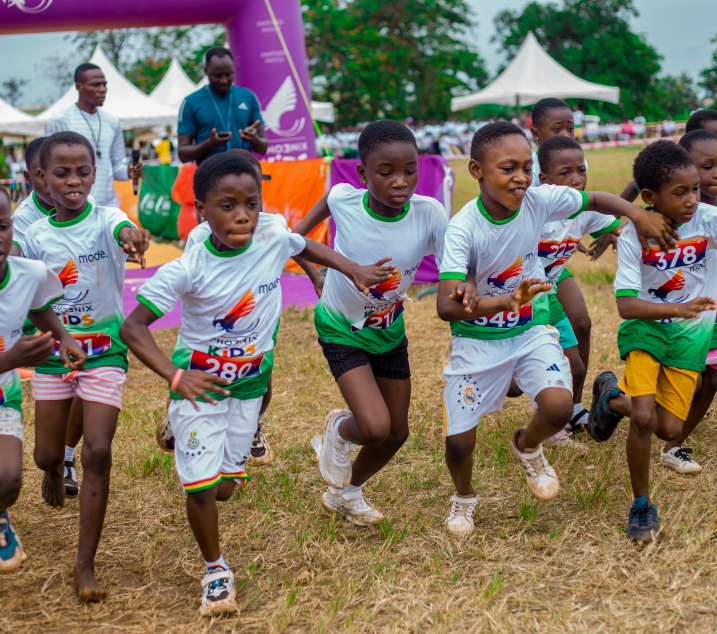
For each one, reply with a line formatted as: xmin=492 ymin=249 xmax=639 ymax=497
xmin=120 ymin=152 xmax=393 ymax=616
xmin=24 ymin=131 xmax=149 ymax=600
xmin=158 ymin=148 xmax=326 ymax=466
xmin=0 ymin=187 xmax=85 ymax=572
xmin=536 ymin=136 xmax=621 ymax=444
xmin=589 ymin=131 xmax=717 ymax=476
xmin=436 ymin=122 xmax=678 ymax=536
xmin=293 ymin=120 xmax=449 ymax=526
xmin=589 ymin=141 xmax=717 ymax=543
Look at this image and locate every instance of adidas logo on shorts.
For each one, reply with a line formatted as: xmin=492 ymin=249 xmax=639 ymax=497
xmin=547 ymin=364 xmax=560 ymax=372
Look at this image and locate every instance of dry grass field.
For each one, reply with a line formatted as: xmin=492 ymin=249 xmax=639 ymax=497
xmin=5 ymin=146 xmax=717 ymax=633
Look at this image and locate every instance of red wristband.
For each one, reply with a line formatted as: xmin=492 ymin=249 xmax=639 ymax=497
xmin=170 ymin=369 xmax=184 ymax=391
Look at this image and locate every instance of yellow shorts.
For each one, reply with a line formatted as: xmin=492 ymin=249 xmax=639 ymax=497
xmin=617 ymin=349 xmax=698 ymax=421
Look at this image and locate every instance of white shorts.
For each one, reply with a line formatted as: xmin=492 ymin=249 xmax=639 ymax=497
xmin=32 ymin=366 xmax=126 ymax=411
xmin=168 ymin=397 xmax=261 ymax=494
xmin=442 ymin=325 xmax=572 ymax=437
xmin=0 ymin=408 xmax=23 ymax=442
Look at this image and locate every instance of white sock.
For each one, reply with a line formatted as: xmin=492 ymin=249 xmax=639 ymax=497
xmin=64 ymin=445 xmax=76 ymax=462
xmin=334 ymin=415 xmax=352 ymax=445
xmin=573 ymin=403 xmax=584 ymax=417
xmin=331 ymin=482 xmax=364 ymax=496
xmin=205 ymin=555 xmax=228 ymax=571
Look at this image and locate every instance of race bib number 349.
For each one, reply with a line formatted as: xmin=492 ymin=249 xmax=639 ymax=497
xmin=189 ymin=350 xmax=264 ymax=383
xmin=465 ymin=303 xmax=533 ymax=329
xmin=53 ymin=332 xmax=111 ymax=358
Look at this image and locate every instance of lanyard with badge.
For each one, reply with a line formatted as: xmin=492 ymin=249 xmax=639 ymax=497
xmin=206 ymin=86 xmax=232 ymax=152
xmin=77 ymin=104 xmax=103 ymax=158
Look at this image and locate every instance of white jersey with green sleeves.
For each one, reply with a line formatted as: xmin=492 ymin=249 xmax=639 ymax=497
xmin=0 ymin=257 xmax=64 ymax=413
xmin=136 ymin=213 xmax=306 ymax=402
xmin=440 ymin=184 xmax=589 ymax=340
xmin=315 ymin=184 xmax=447 ymax=353
xmin=184 ymin=213 xmax=289 ymax=252
xmin=23 ymin=203 xmax=135 ymax=374
xmin=12 ymin=192 xmax=96 ymax=257
xmin=614 ymin=202 xmax=717 ymax=371
xmin=530 ymin=149 xmax=588 ymax=188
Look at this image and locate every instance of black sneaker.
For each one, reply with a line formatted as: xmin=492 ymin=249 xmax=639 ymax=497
xmin=627 ymin=496 xmax=659 ymax=543
xmin=64 ymin=460 xmax=78 ymax=497
xmin=587 ymin=371 xmax=625 ymax=442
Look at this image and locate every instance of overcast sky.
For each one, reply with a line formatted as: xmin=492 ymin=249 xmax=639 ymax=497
xmin=0 ymin=0 xmax=714 ymax=107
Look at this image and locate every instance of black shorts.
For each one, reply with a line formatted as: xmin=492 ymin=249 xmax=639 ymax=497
xmin=319 ymin=337 xmax=410 ymax=381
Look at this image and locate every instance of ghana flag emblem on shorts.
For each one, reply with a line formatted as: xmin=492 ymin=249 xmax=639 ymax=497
xmin=58 ymin=259 xmax=79 ymax=287
xmin=213 ymin=289 xmax=258 ymax=335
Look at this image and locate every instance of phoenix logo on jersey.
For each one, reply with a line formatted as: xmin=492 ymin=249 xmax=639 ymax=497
xmin=642 ymin=237 xmax=708 ymax=271
xmin=487 ymin=256 xmax=523 ymax=292
xmin=56 ymin=259 xmax=89 ymax=305
xmin=648 ymin=269 xmax=689 ymax=303
xmin=368 ymin=270 xmax=401 ymax=300
xmin=213 ymin=290 xmax=260 ymax=336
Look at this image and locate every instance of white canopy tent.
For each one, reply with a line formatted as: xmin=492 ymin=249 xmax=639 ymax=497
xmin=0 ymin=95 xmax=36 ymax=136
xmin=149 ymin=57 xmax=197 ymax=110
xmin=451 ymin=32 xmax=620 ymax=112
xmin=32 ymin=46 xmax=177 ymax=132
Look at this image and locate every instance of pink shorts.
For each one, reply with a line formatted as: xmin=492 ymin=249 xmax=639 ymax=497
xmin=32 ymin=366 xmax=126 ymax=411
xmin=707 ymin=349 xmax=717 ymax=368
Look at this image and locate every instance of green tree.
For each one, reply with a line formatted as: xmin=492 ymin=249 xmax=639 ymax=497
xmin=69 ymin=29 xmax=141 ymax=71
xmin=493 ymin=0 xmax=663 ymax=119
xmin=700 ymin=34 xmax=717 ymax=98
xmin=0 ymin=78 xmax=29 ymax=106
xmin=302 ymin=0 xmax=487 ymax=126
xmin=652 ymin=73 xmax=700 ymax=120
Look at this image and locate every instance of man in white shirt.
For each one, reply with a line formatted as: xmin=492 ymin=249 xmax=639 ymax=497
xmin=44 ymin=63 xmax=143 ymax=207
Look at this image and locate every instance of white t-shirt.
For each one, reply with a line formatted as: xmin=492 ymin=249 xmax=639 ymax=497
xmin=530 ymin=149 xmax=589 ymax=188
xmin=614 ymin=202 xmax=717 ymax=371
xmin=184 ymin=213 xmax=289 ymax=252
xmin=440 ymin=185 xmax=588 ymax=340
xmin=12 ymin=192 xmax=97 ymax=257
xmin=137 ymin=214 xmax=306 ymax=401
xmin=314 ymin=184 xmax=448 ymax=353
xmin=24 ymin=203 xmax=134 ymax=374
xmin=0 ymin=257 xmax=63 ymax=412
xmin=44 ymin=105 xmax=129 ymax=207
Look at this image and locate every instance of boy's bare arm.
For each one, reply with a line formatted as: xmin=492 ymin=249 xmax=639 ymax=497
xmin=617 ymin=295 xmax=716 ymax=321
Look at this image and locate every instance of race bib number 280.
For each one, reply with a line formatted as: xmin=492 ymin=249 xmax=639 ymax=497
xmin=189 ymin=350 xmax=264 ymax=383
xmin=465 ymin=303 xmax=533 ymax=329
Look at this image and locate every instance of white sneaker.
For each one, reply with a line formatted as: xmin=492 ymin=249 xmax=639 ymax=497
xmin=319 ymin=408 xmax=355 ymax=488
xmin=445 ymin=495 xmax=477 ymax=536
xmin=660 ymin=446 xmax=702 ymax=474
xmin=510 ymin=428 xmax=560 ymax=501
xmin=544 ymin=429 xmax=588 ymax=455
xmin=322 ymin=487 xmax=383 ymax=526
xmin=199 ymin=566 xmax=237 ymax=617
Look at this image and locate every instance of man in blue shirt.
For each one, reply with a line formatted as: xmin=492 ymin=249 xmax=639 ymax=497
xmin=177 ymin=47 xmax=268 ymax=164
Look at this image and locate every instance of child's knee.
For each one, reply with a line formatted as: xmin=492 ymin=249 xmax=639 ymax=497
xmin=0 ymin=471 xmax=22 ymax=506
xmin=703 ymin=367 xmax=717 ymax=393
xmin=630 ymin=408 xmax=657 ymax=434
xmin=81 ymin=445 xmax=112 ymax=475
xmin=215 ymin=481 xmax=236 ymax=502
xmin=445 ymin=434 xmax=475 ymax=464
xmin=572 ymin=313 xmax=592 ymax=339
xmin=33 ymin=445 xmax=62 ymax=472
xmin=540 ymin=392 xmax=574 ymax=428
xmin=356 ymin=411 xmax=392 ymax=445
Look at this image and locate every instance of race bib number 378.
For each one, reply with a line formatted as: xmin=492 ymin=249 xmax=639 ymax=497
xmin=465 ymin=303 xmax=533 ymax=329
xmin=189 ymin=350 xmax=264 ymax=383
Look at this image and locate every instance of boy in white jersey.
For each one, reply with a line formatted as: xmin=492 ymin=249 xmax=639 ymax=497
xmin=591 ymin=133 xmax=717 ymax=475
xmin=0 ymin=189 xmax=85 ymax=572
xmin=591 ymin=141 xmax=717 ymax=543
xmin=25 ymin=132 xmax=150 ymax=601
xmin=293 ymin=120 xmax=449 ymax=526
xmin=437 ymin=122 xmax=678 ymax=536
xmin=120 ymin=153 xmax=392 ymax=616
xmin=536 ymin=136 xmax=620 ymax=442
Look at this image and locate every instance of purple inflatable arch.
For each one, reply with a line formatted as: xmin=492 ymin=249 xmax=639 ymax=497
xmin=0 ymin=0 xmax=316 ymax=160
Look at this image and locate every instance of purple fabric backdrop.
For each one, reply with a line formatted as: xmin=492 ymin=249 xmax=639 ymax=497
xmin=329 ymin=155 xmax=452 ymax=283
xmin=124 ymin=268 xmax=320 ymax=330
xmin=0 ymin=0 xmax=316 ymax=160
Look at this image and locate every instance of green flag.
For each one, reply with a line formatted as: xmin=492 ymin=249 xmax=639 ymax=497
xmin=138 ymin=165 xmax=181 ymax=240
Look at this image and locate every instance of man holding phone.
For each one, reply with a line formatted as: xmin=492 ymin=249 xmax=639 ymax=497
xmin=177 ymin=47 xmax=268 ymax=164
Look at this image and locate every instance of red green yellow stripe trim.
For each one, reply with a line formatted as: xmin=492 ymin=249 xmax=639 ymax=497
xmin=222 ymin=471 xmax=250 ymax=485
xmin=183 ymin=473 xmax=222 ymax=493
